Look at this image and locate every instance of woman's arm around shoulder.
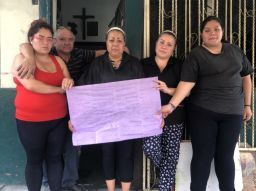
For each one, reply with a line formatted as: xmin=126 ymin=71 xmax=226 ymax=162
xmin=12 ymin=54 xmax=63 ymax=94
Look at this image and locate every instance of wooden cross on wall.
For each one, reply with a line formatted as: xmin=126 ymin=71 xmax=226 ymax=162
xmin=73 ymin=8 xmax=95 ymax=39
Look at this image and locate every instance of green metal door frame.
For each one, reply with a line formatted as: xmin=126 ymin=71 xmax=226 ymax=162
xmin=39 ymin=0 xmax=52 ymax=25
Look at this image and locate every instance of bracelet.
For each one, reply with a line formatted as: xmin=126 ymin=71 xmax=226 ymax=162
xmin=168 ymin=102 xmax=176 ymax=110
xmin=244 ymin=105 xmax=251 ymax=107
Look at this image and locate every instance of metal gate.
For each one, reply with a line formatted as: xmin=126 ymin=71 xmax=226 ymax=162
xmin=143 ymin=0 xmax=256 ymax=190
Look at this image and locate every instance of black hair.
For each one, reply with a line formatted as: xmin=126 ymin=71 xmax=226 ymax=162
xmin=200 ymin=16 xmax=223 ymax=33
xmin=27 ymin=19 xmax=54 ymax=42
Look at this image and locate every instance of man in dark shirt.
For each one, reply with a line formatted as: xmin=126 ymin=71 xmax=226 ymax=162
xmin=19 ymin=27 xmax=105 ymax=191
xmin=51 ymin=27 xmax=105 ymax=84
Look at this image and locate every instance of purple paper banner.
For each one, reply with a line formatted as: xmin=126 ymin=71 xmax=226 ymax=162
xmin=67 ymin=77 xmax=162 ymax=145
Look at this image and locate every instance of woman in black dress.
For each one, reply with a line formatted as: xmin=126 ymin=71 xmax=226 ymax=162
xmin=79 ymin=27 xmax=143 ymax=191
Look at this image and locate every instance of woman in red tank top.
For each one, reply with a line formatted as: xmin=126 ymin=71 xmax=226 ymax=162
xmin=12 ymin=19 xmax=73 ymax=191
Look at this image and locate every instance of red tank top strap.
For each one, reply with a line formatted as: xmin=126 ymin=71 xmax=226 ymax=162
xmin=49 ymin=55 xmax=62 ymax=73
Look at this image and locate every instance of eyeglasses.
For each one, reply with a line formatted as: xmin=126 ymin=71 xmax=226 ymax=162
xmin=33 ymin=35 xmax=53 ymax=43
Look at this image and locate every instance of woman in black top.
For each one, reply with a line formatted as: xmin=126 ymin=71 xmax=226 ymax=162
xmin=141 ymin=30 xmax=185 ymax=191
xmin=162 ymin=16 xmax=253 ymax=191
xmin=79 ymin=27 xmax=143 ymax=191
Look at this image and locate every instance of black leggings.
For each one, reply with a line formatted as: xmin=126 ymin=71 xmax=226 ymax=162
xmin=187 ymin=104 xmax=242 ymax=191
xmin=101 ymin=140 xmax=134 ymax=182
xmin=16 ymin=118 xmax=68 ymax=191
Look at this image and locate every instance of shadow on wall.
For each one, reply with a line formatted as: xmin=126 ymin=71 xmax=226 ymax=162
xmin=0 ymin=88 xmax=25 ymax=185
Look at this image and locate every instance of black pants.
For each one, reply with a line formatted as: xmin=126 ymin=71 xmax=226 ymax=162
xmin=16 ymin=118 xmax=68 ymax=191
xmin=101 ymin=140 xmax=134 ymax=182
xmin=187 ymin=104 xmax=242 ymax=191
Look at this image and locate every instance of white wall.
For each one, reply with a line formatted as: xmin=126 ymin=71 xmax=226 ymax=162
xmin=0 ymin=0 xmax=38 ymax=88
xmin=176 ymin=142 xmax=243 ymax=191
xmin=61 ymin=0 xmax=120 ymax=42
xmin=0 ymin=0 xmax=119 ymax=87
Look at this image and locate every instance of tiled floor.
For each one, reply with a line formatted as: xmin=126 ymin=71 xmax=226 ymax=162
xmin=0 ymin=185 xmax=27 ymax=191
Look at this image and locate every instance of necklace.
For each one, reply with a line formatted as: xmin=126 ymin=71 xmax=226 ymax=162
xmin=108 ymin=55 xmax=122 ymax=69
xmin=110 ymin=59 xmax=122 ymax=69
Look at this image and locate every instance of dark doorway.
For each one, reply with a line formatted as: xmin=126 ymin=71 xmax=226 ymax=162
xmin=78 ymin=144 xmax=105 ymax=188
xmin=56 ymin=0 xmax=121 ymax=50
xmin=78 ymin=141 xmax=143 ymax=190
